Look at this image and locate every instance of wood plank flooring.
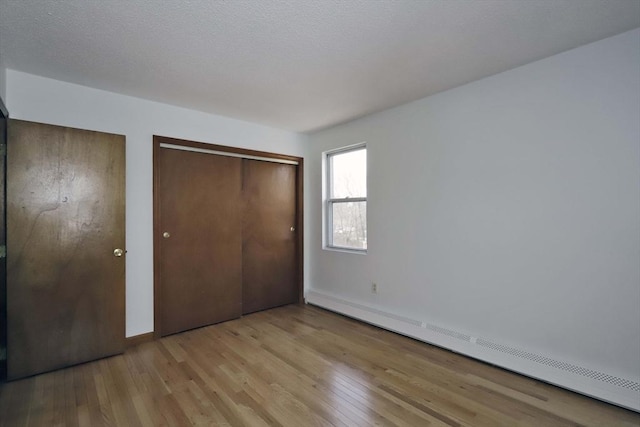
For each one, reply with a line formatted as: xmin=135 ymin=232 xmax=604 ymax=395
xmin=0 ymin=304 xmax=638 ymax=426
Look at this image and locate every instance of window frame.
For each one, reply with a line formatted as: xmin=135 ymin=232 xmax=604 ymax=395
xmin=324 ymin=143 xmax=367 ymax=253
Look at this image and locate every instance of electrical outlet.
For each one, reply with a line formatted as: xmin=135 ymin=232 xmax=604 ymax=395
xmin=371 ymin=282 xmax=378 ymax=294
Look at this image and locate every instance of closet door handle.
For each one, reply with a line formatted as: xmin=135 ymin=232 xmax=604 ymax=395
xmin=163 ymin=232 xmax=171 ymax=239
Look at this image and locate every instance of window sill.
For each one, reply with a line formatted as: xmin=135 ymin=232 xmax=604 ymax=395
xmin=323 ymin=246 xmax=367 ymax=255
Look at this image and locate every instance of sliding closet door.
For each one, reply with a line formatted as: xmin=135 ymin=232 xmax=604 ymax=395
xmin=157 ymin=147 xmax=242 ymax=336
xmin=242 ymin=159 xmax=298 ymax=314
xmin=7 ymin=120 xmax=125 ymax=379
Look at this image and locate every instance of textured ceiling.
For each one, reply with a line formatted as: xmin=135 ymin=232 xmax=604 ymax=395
xmin=1 ymin=1 xmax=639 ymax=133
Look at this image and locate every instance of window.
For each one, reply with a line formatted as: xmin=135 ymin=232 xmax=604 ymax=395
xmin=325 ymin=144 xmax=367 ymax=251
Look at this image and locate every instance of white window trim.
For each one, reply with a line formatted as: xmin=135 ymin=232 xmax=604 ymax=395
xmin=324 ymin=143 xmax=367 ymax=254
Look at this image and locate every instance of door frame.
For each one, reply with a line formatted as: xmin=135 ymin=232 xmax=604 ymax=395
xmin=152 ymin=135 xmax=304 ymax=338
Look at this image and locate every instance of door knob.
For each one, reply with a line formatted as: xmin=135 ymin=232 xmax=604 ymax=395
xmin=163 ymin=232 xmax=171 ymax=238
xmin=290 ymin=227 xmax=295 ymax=232
xmin=113 ymin=248 xmax=124 ymax=257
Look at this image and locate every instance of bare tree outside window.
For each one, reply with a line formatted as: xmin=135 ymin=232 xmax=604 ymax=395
xmin=326 ymin=146 xmax=367 ymax=251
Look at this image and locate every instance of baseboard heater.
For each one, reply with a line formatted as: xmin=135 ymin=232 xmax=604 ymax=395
xmin=305 ymin=290 xmax=640 ymax=412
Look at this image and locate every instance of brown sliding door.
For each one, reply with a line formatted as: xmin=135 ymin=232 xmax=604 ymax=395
xmin=157 ymin=146 xmax=242 ymax=336
xmin=7 ymin=120 xmax=126 ymax=379
xmin=154 ymin=137 xmax=302 ymax=336
xmin=242 ymin=160 xmax=298 ymax=314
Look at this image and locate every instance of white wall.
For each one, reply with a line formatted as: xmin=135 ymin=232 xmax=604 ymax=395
xmin=306 ymin=29 xmax=640 ymax=409
xmin=5 ymin=70 xmax=308 ymax=337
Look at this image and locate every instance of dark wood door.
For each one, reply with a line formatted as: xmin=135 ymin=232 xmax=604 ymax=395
xmin=158 ymin=147 xmax=242 ymax=336
xmin=242 ymin=160 xmax=298 ymax=314
xmin=0 ymin=98 xmax=7 ymax=379
xmin=7 ymin=120 xmax=126 ymax=379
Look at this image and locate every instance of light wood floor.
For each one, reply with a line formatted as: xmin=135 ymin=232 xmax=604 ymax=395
xmin=0 ymin=304 xmax=638 ymax=426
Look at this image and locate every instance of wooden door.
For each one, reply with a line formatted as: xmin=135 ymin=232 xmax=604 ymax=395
xmin=7 ymin=120 xmax=126 ymax=379
xmin=0 ymin=98 xmax=7 ymax=379
xmin=242 ymin=160 xmax=298 ymax=314
xmin=157 ymin=146 xmax=242 ymax=336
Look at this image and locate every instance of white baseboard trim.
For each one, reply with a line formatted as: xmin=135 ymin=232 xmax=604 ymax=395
xmin=306 ymin=289 xmax=640 ymax=412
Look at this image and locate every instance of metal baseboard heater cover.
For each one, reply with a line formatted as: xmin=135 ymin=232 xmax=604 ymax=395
xmin=306 ymin=290 xmax=640 ymax=411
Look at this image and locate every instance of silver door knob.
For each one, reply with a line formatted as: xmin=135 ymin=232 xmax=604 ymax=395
xmin=113 ymin=248 xmax=124 ymax=257
xmin=290 ymin=227 xmax=295 ymax=232
xmin=163 ymin=232 xmax=170 ymax=238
